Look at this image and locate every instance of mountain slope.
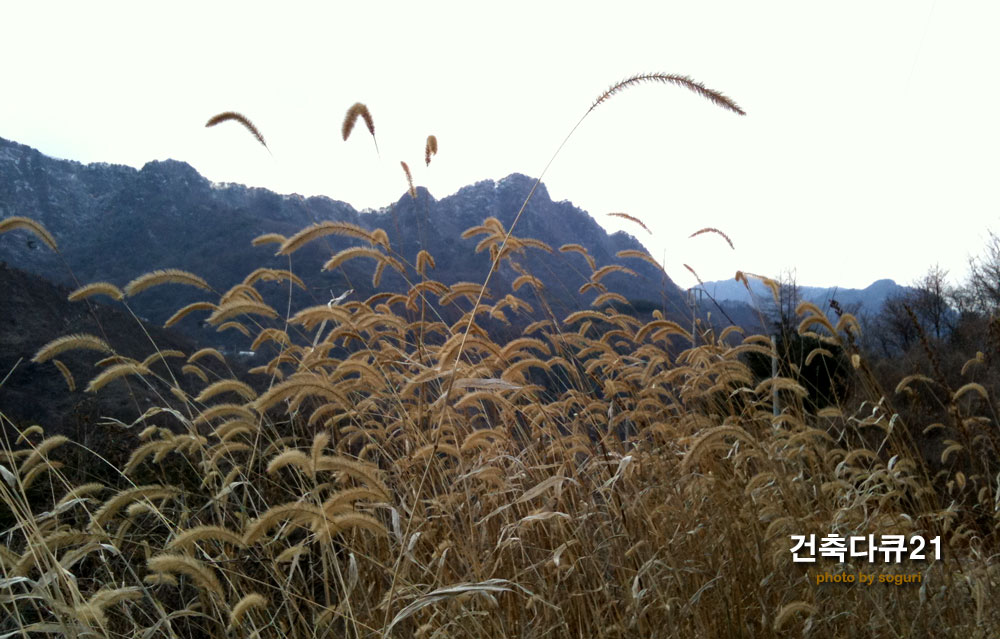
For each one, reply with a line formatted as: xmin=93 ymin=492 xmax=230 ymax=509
xmin=0 ymin=261 xmax=202 ymax=462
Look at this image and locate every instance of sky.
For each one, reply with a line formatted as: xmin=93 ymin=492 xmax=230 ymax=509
xmin=2 ymin=1 xmax=998 ymax=290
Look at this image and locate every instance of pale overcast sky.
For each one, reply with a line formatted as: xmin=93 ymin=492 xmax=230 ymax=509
xmin=2 ymin=1 xmax=998 ymax=290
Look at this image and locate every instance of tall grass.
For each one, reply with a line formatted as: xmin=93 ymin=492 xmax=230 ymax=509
xmin=0 ymin=74 xmax=997 ymax=638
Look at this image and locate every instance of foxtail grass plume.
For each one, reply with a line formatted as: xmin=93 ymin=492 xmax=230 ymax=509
xmin=401 ymin=161 xmax=417 ymax=198
xmin=683 ymin=263 xmax=702 ymax=283
xmin=0 ymin=216 xmax=58 ymax=250
xmin=342 ymin=102 xmax=379 ymax=155
xmin=124 ymin=269 xmax=211 ymax=297
xmin=33 ymin=334 xmax=112 ymax=363
xmin=425 ymin=135 xmax=438 ymax=166
xmin=590 ymin=73 xmax=746 ymax=116
xmin=52 ymin=360 xmax=76 ymax=392
xmin=68 ymin=282 xmax=124 ymax=302
xmin=607 ymin=212 xmax=651 ymax=235
xmin=205 ymin=111 xmax=269 ymax=151
xmin=689 ymin=227 xmax=735 ymax=249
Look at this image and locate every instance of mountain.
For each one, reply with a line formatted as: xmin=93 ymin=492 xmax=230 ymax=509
xmin=0 ymin=137 xmax=688 ymax=345
xmin=691 ymin=277 xmax=912 ymax=316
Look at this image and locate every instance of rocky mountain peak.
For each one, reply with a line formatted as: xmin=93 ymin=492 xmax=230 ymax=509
xmin=0 ymin=137 xmax=687 ymax=346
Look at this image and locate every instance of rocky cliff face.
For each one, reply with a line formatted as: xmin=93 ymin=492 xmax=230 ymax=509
xmin=0 ymin=137 xmax=687 ymax=344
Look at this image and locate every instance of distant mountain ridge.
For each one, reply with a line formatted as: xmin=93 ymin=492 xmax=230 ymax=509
xmin=0 ymin=136 xmax=688 ymax=345
xmin=691 ymin=277 xmax=912 ymax=314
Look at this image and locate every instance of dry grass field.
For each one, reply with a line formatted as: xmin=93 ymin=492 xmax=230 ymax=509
xmin=0 ymin=75 xmax=996 ymax=638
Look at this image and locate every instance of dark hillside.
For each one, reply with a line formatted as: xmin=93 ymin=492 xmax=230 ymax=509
xmin=0 ymin=261 xmax=202 ymax=466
